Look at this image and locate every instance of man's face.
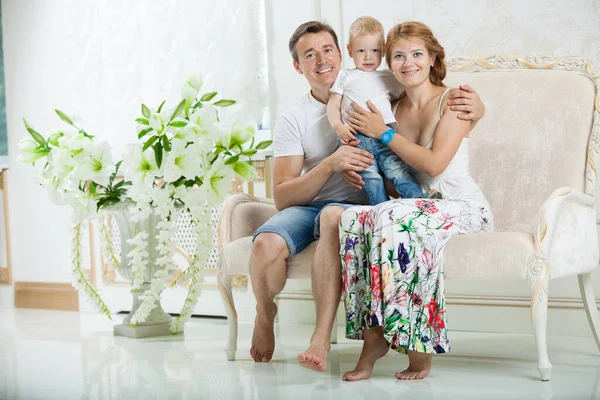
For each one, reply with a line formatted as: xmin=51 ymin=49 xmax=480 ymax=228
xmin=293 ymin=31 xmax=342 ymax=90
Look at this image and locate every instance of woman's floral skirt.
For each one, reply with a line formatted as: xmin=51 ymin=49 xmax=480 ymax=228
xmin=340 ymin=198 xmax=492 ymax=354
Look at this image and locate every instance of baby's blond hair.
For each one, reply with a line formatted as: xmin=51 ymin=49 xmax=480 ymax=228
xmin=348 ymin=16 xmax=385 ymax=47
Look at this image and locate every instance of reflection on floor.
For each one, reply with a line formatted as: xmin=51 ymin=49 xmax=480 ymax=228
xmin=0 ymin=309 xmax=599 ymax=399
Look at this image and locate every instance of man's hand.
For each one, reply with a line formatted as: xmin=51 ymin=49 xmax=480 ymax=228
xmin=447 ymin=85 xmax=485 ymax=121
xmin=335 ymin=124 xmax=360 ymax=147
xmin=340 ymin=170 xmax=364 ymax=191
xmin=326 ymin=145 xmax=374 ymax=173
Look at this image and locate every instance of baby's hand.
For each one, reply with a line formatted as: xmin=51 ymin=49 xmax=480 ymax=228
xmin=336 ymin=125 xmax=359 ymax=146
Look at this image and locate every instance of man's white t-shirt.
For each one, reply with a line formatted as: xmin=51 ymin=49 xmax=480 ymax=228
xmin=330 ymin=68 xmax=403 ymax=125
xmin=273 ymin=93 xmax=367 ymax=204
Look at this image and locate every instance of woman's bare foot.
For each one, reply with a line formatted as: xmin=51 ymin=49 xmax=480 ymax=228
xmin=343 ymin=327 xmax=389 ymax=381
xmin=250 ymin=304 xmax=278 ymax=362
xmin=395 ymin=350 xmax=432 ymax=380
xmin=297 ymin=341 xmax=331 ymax=372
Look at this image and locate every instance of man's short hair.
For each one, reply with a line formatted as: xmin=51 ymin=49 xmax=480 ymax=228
xmin=288 ymin=21 xmax=340 ymax=63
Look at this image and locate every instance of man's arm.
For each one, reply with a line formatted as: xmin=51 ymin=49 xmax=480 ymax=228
xmin=327 ymin=93 xmax=358 ymax=145
xmin=447 ymin=85 xmax=485 ymax=126
xmin=273 ymin=146 xmax=374 ymax=210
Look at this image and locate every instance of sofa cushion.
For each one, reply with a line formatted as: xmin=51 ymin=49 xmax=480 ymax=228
xmin=222 ymin=232 xmax=536 ymax=281
xmin=444 ymin=232 xmax=535 ymax=280
xmin=221 ymin=237 xmax=315 ymax=279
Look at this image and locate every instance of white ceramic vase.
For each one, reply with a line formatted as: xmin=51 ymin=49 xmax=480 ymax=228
xmin=107 ymin=203 xmax=180 ymax=338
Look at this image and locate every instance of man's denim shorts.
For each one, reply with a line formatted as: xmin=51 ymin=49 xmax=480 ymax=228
xmin=252 ymin=200 xmax=356 ymax=256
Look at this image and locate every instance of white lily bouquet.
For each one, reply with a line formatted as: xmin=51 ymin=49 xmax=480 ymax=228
xmin=19 ymin=74 xmax=271 ymax=333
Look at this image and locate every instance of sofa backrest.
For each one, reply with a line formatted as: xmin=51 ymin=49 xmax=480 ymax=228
xmin=444 ymin=55 xmax=599 ymax=233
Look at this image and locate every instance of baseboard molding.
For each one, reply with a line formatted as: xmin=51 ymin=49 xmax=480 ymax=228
xmin=272 ymin=290 xmax=600 ymax=337
xmin=14 ymin=282 xmax=79 ymax=311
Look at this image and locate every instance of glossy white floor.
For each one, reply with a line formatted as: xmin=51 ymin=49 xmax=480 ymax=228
xmin=1 ymin=309 xmax=599 ymax=400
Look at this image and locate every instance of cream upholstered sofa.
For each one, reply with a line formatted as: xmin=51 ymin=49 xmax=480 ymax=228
xmin=217 ymin=54 xmax=600 ymax=381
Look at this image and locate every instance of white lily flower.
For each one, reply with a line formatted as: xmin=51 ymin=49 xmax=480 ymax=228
xmin=173 ymin=121 xmax=198 ymax=143
xmin=18 ymin=137 xmax=47 ymax=164
xmin=189 ymin=106 xmax=220 ymax=141
xmin=181 ymin=74 xmax=204 ymax=101
xmin=149 ymin=113 xmax=165 ymax=134
xmin=41 ymin=175 xmax=66 ymax=205
xmin=162 ymin=139 xmax=201 ymax=182
xmin=48 ymin=147 xmax=78 ymax=181
xmin=67 ymin=190 xmax=97 ymax=222
xmin=200 ymin=158 xmax=234 ymax=206
xmin=58 ymin=132 xmax=89 ymax=153
xmin=75 ymin=141 xmax=114 ymax=187
xmin=232 ymin=161 xmax=257 ymax=181
xmin=123 ymin=144 xmax=160 ymax=186
xmin=229 ymin=121 xmax=255 ymax=146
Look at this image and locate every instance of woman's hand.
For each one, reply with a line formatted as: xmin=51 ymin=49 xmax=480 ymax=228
xmin=345 ymin=101 xmax=389 ymax=139
xmin=448 ymin=85 xmax=485 ymax=121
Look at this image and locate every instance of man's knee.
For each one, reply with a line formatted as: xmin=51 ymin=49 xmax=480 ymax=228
xmin=252 ymin=232 xmax=290 ymax=263
xmin=319 ymin=206 xmax=345 ymax=232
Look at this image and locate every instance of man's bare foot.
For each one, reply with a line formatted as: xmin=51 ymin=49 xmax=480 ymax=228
xmin=395 ymin=350 xmax=432 ymax=380
xmin=343 ymin=328 xmax=389 ymax=381
xmin=298 ymin=341 xmax=331 ymax=372
xmin=250 ymin=304 xmax=277 ymax=362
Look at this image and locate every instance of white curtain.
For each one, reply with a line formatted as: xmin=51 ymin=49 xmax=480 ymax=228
xmin=4 ymin=0 xmax=268 ymax=157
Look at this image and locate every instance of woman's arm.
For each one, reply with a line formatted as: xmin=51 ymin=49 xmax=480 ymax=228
xmin=346 ymin=101 xmax=470 ymax=177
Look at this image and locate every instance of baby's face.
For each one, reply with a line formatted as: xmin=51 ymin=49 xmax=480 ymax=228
xmin=348 ymin=33 xmax=383 ymax=72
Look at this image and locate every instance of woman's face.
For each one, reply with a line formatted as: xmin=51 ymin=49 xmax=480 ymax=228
xmin=389 ymin=37 xmax=435 ymax=87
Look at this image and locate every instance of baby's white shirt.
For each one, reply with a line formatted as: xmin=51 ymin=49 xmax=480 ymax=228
xmin=330 ymin=68 xmax=404 ymax=125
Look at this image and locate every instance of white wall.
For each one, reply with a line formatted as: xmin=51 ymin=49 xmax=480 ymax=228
xmin=263 ymin=0 xmax=600 ymax=335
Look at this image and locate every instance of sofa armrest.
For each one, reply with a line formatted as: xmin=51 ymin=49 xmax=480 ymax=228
xmin=533 ymin=187 xmax=598 ymax=280
xmin=218 ymin=194 xmax=278 ymax=250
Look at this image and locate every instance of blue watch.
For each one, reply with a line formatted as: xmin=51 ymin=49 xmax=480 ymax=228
xmin=380 ymin=128 xmax=396 ymax=146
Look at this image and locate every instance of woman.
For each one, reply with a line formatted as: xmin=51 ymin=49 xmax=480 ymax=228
xmin=339 ymin=21 xmax=493 ymax=381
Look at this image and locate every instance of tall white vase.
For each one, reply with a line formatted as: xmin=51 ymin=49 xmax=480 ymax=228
xmin=107 ymin=203 xmax=181 ymax=338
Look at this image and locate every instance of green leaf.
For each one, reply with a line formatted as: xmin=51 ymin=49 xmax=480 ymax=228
xmin=23 ymin=119 xmax=47 ymax=146
xmin=109 ymin=160 xmax=123 ymax=185
xmin=48 ymin=132 xmax=63 ymax=147
xmin=143 ymin=135 xmax=159 ymax=151
xmin=141 ymin=104 xmax=151 ymax=119
xmin=168 ymin=121 xmax=188 ymax=128
xmin=183 ymin=97 xmax=191 ymax=119
xmin=213 ymin=99 xmax=236 ymax=107
xmin=80 ymin=129 xmax=94 ymax=139
xmin=137 ymin=127 xmax=153 ymax=139
xmin=256 ymin=140 xmax=272 ymax=150
xmin=154 ymin=141 xmax=163 ymax=168
xmin=55 ymin=109 xmax=74 ymax=126
xmin=241 ymin=148 xmax=257 ymax=157
xmin=157 ymin=100 xmax=167 ymax=113
xmin=161 ymin=135 xmax=171 ymax=152
xmin=169 ymin=99 xmax=186 ymax=122
xmin=200 ymin=91 xmax=218 ymax=102
xmin=213 ymin=145 xmax=227 ymax=155
xmin=225 ymin=155 xmax=240 ymax=165
xmin=96 ymin=197 xmax=110 ymax=211
xmin=135 ymin=117 xmax=150 ymax=125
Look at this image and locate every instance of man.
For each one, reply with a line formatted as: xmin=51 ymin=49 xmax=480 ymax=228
xmin=249 ymin=21 xmax=485 ymax=372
